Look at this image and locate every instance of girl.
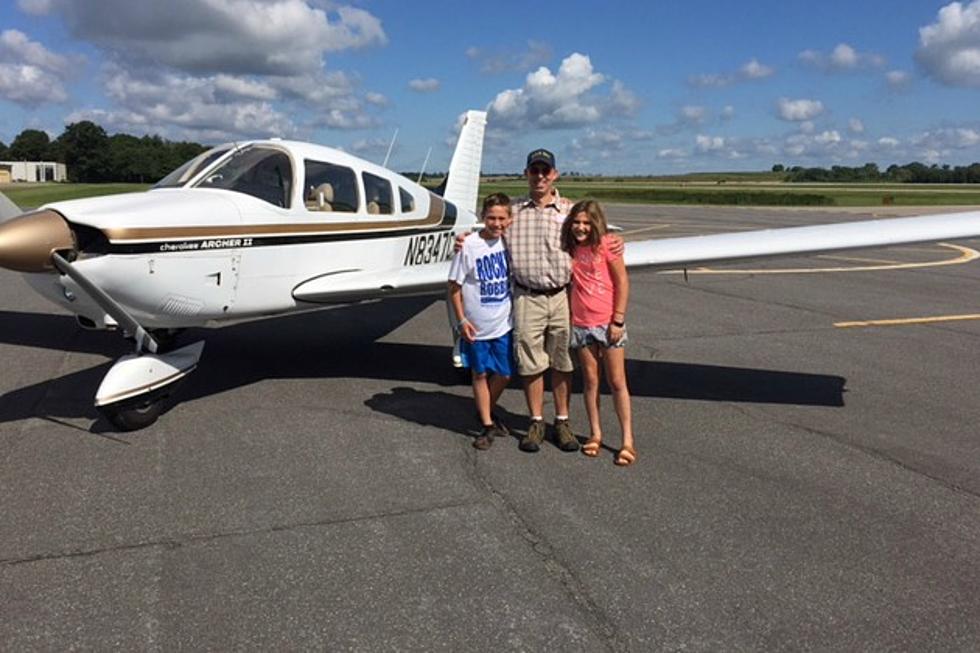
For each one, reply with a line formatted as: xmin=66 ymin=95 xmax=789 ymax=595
xmin=561 ymin=200 xmax=635 ymax=466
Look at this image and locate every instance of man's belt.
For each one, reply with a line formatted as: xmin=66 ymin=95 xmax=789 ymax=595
xmin=515 ymin=281 xmax=567 ymax=296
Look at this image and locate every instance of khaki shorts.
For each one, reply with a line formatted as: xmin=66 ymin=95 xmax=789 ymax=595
xmin=512 ymin=289 xmax=574 ymax=375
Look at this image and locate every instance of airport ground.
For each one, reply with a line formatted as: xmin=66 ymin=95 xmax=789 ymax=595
xmin=2 ymin=204 xmax=979 ymax=650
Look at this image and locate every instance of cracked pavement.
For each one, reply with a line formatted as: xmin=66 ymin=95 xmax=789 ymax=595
xmin=2 ymin=205 xmax=980 ymax=650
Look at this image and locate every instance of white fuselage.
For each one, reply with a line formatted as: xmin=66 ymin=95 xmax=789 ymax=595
xmin=25 ymin=140 xmax=474 ymax=329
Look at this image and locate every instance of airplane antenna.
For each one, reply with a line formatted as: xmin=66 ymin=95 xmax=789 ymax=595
xmin=417 ymin=146 xmax=432 ymax=184
xmin=382 ymin=128 xmax=398 ymax=168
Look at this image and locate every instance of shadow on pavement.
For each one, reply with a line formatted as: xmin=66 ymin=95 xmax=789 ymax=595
xmin=0 ymin=299 xmax=846 ymax=429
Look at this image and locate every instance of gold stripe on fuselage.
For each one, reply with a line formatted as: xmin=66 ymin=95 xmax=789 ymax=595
xmin=102 ymin=194 xmax=448 ymax=243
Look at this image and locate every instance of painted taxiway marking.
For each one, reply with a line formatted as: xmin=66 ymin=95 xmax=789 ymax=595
xmin=620 ymin=224 xmax=673 ymax=237
xmin=835 ymin=314 xmax=980 ymax=328
xmin=660 ymin=243 xmax=979 ymax=275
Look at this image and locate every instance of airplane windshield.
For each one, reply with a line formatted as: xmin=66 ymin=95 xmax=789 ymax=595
xmin=154 ymin=146 xmax=233 ymax=189
xmin=195 ymin=146 xmax=293 ymax=208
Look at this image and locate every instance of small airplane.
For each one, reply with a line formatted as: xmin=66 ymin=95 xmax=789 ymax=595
xmin=1 ymin=109 xmax=979 ymax=431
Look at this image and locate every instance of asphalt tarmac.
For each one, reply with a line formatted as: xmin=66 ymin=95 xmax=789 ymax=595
xmin=2 ymin=204 xmax=980 ymax=650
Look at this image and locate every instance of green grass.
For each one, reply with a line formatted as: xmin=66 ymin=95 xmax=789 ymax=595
xmin=477 ymin=181 xmax=980 ymax=207
xmin=4 ymin=180 xmax=980 ymax=210
xmin=1 ymin=183 xmax=150 ymax=209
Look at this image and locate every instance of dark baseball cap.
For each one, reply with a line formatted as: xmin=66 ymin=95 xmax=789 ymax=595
xmin=526 ymin=148 xmax=556 ymax=169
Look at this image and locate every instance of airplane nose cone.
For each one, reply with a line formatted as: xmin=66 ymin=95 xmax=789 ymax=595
xmin=0 ymin=209 xmax=75 ymax=273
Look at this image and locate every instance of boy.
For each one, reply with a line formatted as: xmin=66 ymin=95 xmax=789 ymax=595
xmin=448 ymin=193 xmax=514 ymax=449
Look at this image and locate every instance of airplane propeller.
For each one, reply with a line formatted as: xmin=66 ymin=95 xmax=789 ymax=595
xmin=0 ymin=207 xmax=203 ymax=431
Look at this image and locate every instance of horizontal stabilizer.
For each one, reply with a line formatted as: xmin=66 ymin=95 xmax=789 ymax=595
xmin=624 ymin=210 xmax=980 ymax=270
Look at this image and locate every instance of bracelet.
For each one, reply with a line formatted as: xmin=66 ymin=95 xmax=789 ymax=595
xmin=612 ymin=320 xmax=625 ymax=328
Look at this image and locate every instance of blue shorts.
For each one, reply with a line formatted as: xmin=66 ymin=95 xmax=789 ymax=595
xmin=460 ymin=331 xmax=514 ymax=377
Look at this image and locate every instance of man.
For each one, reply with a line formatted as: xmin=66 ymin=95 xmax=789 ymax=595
xmin=506 ymin=149 xmax=579 ymax=452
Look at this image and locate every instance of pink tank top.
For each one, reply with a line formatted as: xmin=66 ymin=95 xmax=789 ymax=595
xmin=570 ymin=235 xmax=619 ymax=328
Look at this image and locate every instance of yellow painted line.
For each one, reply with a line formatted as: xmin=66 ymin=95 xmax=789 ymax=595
xmin=816 ymin=254 xmax=903 ymax=265
xmin=621 ymin=224 xmax=673 ymax=237
xmin=661 ymin=243 xmax=979 ymax=275
xmin=835 ymin=314 xmax=980 ymax=328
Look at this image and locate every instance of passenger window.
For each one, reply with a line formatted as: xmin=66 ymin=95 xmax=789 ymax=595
xmin=399 ymin=187 xmax=415 ymax=213
xmin=304 ymin=160 xmax=358 ymax=212
xmin=363 ymin=172 xmax=393 ymax=215
xmin=197 ymin=147 xmax=292 ymax=208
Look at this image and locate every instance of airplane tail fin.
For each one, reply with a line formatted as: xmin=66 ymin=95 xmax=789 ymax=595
xmin=441 ymin=110 xmax=487 ymax=215
xmin=0 ymin=191 xmax=22 ymax=223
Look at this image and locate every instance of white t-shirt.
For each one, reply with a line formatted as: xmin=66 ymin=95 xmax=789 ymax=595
xmin=448 ymin=234 xmax=512 ymax=340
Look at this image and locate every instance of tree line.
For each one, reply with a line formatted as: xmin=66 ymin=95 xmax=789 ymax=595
xmin=0 ymin=121 xmax=207 ymax=183
xmin=773 ymin=162 xmax=980 ymax=183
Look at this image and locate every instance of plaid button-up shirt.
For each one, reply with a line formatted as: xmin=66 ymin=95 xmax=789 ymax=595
xmin=505 ymin=190 xmax=574 ymax=291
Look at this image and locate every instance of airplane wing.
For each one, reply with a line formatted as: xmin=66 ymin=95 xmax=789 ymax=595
xmin=623 ymin=210 xmax=980 ymax=270
xmin=292 ymin=262 xmax=451 ymax=304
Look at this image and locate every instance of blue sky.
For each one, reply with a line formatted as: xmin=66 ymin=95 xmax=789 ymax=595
xmin=1 ymin=0 xmax=979 ymax=174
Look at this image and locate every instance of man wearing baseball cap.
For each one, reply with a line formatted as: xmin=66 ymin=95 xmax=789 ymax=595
xmin=505 ymin=148 xmax=580 ymax=452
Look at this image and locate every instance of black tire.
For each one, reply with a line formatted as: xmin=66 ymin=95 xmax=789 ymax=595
xmin=98 ymin=397 xmax=164 ymax=431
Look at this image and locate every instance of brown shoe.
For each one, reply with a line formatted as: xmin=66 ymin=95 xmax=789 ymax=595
xmin=473 ymin=426 xmax=495 ymax=450
xmin=519 ymin=420 xmax=545 ymax=452
xmin=554 ymin=419 xmax=579 ymax=452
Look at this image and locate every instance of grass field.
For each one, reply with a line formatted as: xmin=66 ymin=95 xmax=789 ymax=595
xmin=1 ymin=183 xmax=149 ymax=209
xmin=4 ymin=179 xmax=980 ymax=210
xmin=476 ymin=179 xmax=980 ymax=207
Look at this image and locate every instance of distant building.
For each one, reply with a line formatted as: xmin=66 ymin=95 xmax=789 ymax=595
xmin=0 ymin=161 xmax=68 ymax=183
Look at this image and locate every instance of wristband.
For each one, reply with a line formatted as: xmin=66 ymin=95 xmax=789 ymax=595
xmin=612 ymin=320 xmax=625 ymax=328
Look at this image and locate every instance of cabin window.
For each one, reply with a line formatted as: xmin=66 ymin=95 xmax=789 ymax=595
xmin=304 ymin=160 xmax=358 ymax=212
xmin=399 ymin=187 xmax=415 ymax=213
xmin=196 ymin=146 xmax=292 ymax=208
xmin=155 ymin=146 xmax=232 ymax=188
xmin=362 ymin=172 xmax=393 ymax=215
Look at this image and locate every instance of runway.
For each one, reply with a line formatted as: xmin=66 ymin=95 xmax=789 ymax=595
xmin=2 ymin=204 xmax=979 ymax=650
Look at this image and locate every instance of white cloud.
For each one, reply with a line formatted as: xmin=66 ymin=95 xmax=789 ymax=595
xmin=878 ymin=136 xmax=900 ymax=147
xmin=689 ymin=58 xmax=775 ymax=87
xmin=679 ymin=105 xmax=706 ymax=125
xmin=365 ymin=92 xmax=388 ymax=106
xmin=720 ymin=105 xmax=735 ymax=121
xmin=36 ymin=1 xmax=386 ymax=76
xmin=608 ymin=80 xmax=640 ymax=115
xmin=740 ymin=58 xmax=775 ymax=79
xmin=657 ymin=148 xmax=687 ymax=159
xmin=696 ymin=134 xmax=726 ymax=152
xmin=814 ymin=130 xmax=841 ymax=144
xmin=848 ymin=117 xmax=865 ymax=134
xmin=408 ymin=78 xmax=440 ymax=93
xmin=487 ymin=52 xmax=616 ymax=130
xmin=799 ymin=42 xmax=885 ymax=71
xmin=0 ymin=29 xmax=73 ymax=105
xmin=885 ymin=69 xmax=912 ymax=89
xmin=916 ymin=0 xmax=980 ymax=87
xmin=776 ymin=97 xmax=825 ymax=121
xmin=466 ymin=40 xmax=552 ymax=74
xmin=213 ymin=74 xmax=277 ymax=101
xmin=16 ymin=0 xmax=52 ymax=14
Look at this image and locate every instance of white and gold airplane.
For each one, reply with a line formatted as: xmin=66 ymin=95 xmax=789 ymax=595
xmin=1 ymin=109 xmax=979 ymax=430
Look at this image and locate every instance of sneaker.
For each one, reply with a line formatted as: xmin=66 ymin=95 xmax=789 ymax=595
xmin=554 ymin=419 xmax=579 ymax=452
xmin=519 ymin=420 xmax=545 ymax=452
xmin=475 ymin=412 xmax=509 ymax=437
xmin=473 ymin=426 xmax=495 ymax=450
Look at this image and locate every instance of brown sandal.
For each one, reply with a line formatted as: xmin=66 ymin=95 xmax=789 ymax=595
xmin=582 ymin=437 xmax=602 ymax=457
xmin=615 ymin=446 xmax=636 ymax=466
